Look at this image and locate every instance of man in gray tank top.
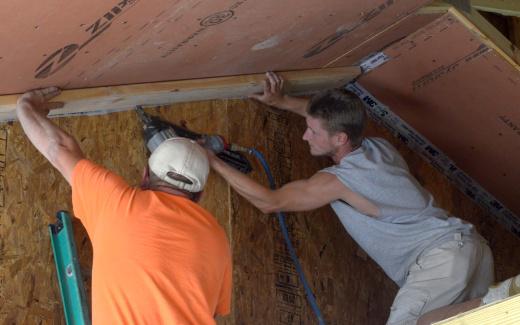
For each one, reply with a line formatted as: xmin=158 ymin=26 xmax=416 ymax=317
xmin=208 ymin=72 xmax=498 ymax=324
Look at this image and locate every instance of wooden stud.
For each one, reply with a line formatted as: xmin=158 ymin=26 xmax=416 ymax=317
xmin=472 ymin=0 xmax=520 ymax=17
xmin=0 ymin=67 xmax=360 ymax=122
xmin=508 ymin=16 xmax=520 ymax=48
xmin=448 ymin=5 xmax=520 ymax=69
xmin=417 ymin=1 xmax=451 ymax=15
xmin=420 ymin=1 xmax=520 ymax=17
xmin=434 ymin=294 xmax=520 ymax=324
xmin=421 ymin=1 xmax=520 ymax=69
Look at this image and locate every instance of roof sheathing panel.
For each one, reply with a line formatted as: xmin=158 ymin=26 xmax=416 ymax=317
xmin=358 ymin=12 xmax=520 ymax=224
xmin=328 ymin=12 xmax=442 ymax=67
xmin=0 ymin=0 xmax=430 ymax=94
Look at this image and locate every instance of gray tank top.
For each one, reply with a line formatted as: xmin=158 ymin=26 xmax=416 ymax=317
xmin=321 ymin=137 xmax=474 ymax=286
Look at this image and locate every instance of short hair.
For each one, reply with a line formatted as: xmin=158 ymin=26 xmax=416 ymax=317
xmin=307 ymin=89 xmax=366 ymax=147
xmin=149 ymin=170 xmax=202 ymax=202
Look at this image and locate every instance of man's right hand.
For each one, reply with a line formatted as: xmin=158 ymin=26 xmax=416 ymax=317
xmin=249 ymin=71 xmax=286 ymax=107
xmin=249 ymin=71 xmax=310 ymax=117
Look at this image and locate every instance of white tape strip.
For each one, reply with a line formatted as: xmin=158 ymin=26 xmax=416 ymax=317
xmin=347 ymin=82 xmax=520 ymax=237
xmin=359 ymin=52 xmax=390 ymax=73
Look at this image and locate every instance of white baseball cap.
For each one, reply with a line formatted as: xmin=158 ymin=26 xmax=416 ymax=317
xmin=148 ymin=137 xmax=209 ymax=192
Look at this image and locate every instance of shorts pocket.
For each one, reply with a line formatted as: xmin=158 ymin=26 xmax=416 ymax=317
xmin=387 ymin=287 xmax=430 ymax=325
xmin=409 ymin=243 xmax=462 ymax=282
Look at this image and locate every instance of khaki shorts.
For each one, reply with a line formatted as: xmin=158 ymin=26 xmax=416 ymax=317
xmin=386 ymin=234 xmax=494 ymax=325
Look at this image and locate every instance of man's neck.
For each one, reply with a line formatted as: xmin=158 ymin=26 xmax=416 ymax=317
xmin=147 ymin=184 xmax=192 ymax=200
xmin=331 ymin=142 xmax=360 ymax=164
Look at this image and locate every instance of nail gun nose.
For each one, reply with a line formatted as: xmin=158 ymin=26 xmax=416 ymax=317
xmin=135 ymin=105 xmax=177 ymax=153
xmin=135 ymin=105 xmax=151 ymax=124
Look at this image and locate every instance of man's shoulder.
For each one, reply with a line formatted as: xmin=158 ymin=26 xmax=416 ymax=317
xmin=72 ymin=158 xmax=129 ymax=190
xmin=361 ymin=137 xmax=402 ymax=160
xmin=326 ymin=137 xmax=402 ymax=170
xmin=364 ymin=136 xmax=393 ymax=147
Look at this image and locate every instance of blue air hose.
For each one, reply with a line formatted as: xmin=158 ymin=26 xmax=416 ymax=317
xmin=249 ymin=148 xmax=326 ymax=325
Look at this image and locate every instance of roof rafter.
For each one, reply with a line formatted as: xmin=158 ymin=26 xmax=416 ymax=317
xmin=472 ymin=0 xmax=520 ymax=17
xmin=418 ymin=1 xmax=520 ymax=69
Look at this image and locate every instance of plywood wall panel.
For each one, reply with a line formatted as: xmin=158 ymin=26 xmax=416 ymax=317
xmin=0 ymin=102 xmax=232 ymax=323
xmin=0 ymin=0 xmax=430 ymax=95
xmin=358 ymin=12 xmax=520 ymax=225
xmin=3 ymin=98 xmax=520 ymax=324
xmin=0 ymin=99 xmax=398 ymax=323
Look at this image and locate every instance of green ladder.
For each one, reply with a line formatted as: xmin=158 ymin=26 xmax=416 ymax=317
xmin=49 ymin=211 xmax=91 ymax=325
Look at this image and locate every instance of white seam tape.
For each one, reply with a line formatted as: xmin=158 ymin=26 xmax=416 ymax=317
xmin=359 ymin=52 xmax=390 ymax=73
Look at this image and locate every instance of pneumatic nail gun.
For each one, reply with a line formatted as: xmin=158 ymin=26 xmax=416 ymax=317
xmin=135 ymin=105 xmax=252 ymax=174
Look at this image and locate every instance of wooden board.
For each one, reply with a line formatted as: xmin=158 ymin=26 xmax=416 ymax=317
xmin=473 ymin=0 xmax=520 ymax=17
xmin=0 ymin=67 xmax=361 ymax=122
xmin=0 ymin=0 xmax=430 ymax=95
xmin=435 ymin=294 xmax=520 ymax=325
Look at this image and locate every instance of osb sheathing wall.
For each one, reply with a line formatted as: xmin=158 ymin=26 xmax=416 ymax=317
xmin=0 ymin=0 xmax=432 ymax=95
xmin=358 ymin=11 xmax=520 ymax=227
xmin=2 ymin=99 xmax=520 ymax=324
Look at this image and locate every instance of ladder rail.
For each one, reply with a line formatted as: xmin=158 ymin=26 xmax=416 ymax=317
xmin=49 ymin=210 xmax=91 ymax=325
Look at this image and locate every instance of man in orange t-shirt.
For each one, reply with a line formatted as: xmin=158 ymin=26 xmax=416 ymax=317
xmin=16 ymin=87 xmax=232 ymax=324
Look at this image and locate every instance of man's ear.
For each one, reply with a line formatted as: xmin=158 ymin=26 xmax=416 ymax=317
xmin=140 ymin=166 xmax=150 ymax=189
xmin=335 ymin=132 xmax=349 ymax=146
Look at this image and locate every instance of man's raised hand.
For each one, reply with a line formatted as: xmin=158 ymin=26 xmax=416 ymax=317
xmin=249 ymin=71 xmax=285 ymax=107
xmin=17 ymin=87 xmax=64 ymax=116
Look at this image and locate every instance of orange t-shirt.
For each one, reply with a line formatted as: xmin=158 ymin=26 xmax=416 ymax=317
xmin=72 ymin=159 xmax=232 ymax=324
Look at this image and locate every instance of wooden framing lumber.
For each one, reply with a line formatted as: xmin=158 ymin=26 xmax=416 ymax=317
xmin=0 ymin=67 xmax=360 ymax=122
xmin=420 ymin=1 xmax=520 ymax=17
xmin=417 ymin=1 xmax=451 ymax=15
xmin=434 ymin=294 xmax=520 ymax=324
xmin=449 ymin=5 xmax=520 ymax=69
xmin=510 ymin=17 xmax=520 ymax=48
xmin=472 ymin=0 xmax=520 ymax=17
xmin=419 ymin=1 xmax=520 ymax=69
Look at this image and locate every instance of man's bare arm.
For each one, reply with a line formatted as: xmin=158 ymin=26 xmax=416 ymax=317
xmin=249 ymin=71 xmax=310 ymax=117
xmin=209 ymin=151 xmax=374 ymax=214
xmin=16 ymin=87 xmax=85 ymax=184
